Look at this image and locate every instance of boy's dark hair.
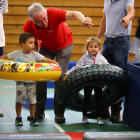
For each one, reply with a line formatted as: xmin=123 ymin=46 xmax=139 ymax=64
xmin=19 ymin=32 xmax=35 ymax=47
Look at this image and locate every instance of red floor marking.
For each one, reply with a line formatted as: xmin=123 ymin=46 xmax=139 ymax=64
xmin=0 ymin=107 xmax=25 ymax=112
xmin=0 ymin=85 xmax=15 ymax=88
xmin=64 ymin=132 xmax=84 ymax=140
xmin=0 ymin=108 xmax=15 ymax=112
xmin=0 ymin=90 xmax=16 ymax=95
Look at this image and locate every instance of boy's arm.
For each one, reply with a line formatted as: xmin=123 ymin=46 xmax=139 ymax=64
xmin=42 ymin=57 xmax=59 ymax=65
xmin=0 ymin=54 xmax=8 ymax=59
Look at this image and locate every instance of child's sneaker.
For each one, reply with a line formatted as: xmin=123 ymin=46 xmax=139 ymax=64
xmin=30 ymin=116 xmax=39 ymax=126
xmin=0 ymin=112 xmax=4 ymax=117
xmin=82 ymin=117 xmax=89 ymax=124
xmin=97 ymin=119 xmax=104 ymax=126
xmin=15 ymin=116 xmax=23 ymax=126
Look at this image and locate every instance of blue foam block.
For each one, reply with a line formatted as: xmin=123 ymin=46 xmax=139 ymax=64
xmin=68 ymin=61 xmax=77 ymax=69
xmin=22 ymin=94 xmax=54 ymax=109
xmin=47 ymin=81 xmax=55 ymax=88
xmin=123 ymin=97 xmax=125 ymax=105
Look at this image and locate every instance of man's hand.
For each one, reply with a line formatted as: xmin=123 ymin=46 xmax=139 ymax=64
xmin=62 ymin=74 xmax=67 ymax=83
xmin=120 ymin=6 xmax=135 ymax=29
xmin=82 ymin=17 xmax=93 ymax=28
xmin=119 ymin=17 xmax=130 ymax=29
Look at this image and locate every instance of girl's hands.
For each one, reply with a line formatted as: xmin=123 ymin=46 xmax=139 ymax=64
xmin=62 ymin=74 xmax=67 ymax=83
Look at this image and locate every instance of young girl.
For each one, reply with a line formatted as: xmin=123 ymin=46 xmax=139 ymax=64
xmin=63 ymin=36 xmax=108 ymax=125
xmin=0 ymin=32 xmax=59 ymax=126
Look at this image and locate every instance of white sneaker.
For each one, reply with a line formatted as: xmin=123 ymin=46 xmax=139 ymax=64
xmin=82 ymin=117 xmax=89 ymax=124
xmin=97 ymin=119 xmax=104 ymax=126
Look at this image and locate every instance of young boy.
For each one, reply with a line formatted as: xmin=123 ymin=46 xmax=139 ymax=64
xmin=0 ymin=32 xmax=59 ymax=126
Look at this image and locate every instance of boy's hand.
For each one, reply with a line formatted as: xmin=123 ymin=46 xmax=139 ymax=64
xmin=55 ymin=62 xmax=59 ymax=66
xmin=52 ymin=61 xmax=59 ymax=66
xmin=63 ymin=74 xmax=67 ymax=83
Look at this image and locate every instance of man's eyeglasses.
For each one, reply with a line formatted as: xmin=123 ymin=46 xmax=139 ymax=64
xmin=35 ymin=16 xmax=48 ymax=26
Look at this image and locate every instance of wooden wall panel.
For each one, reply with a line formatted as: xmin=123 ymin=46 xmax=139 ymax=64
xmin=5 ymin=34 xmax=135 ymax=44
xmin=8 ymin=0 xmax=140 ymax=8
xmin=7 ymin=7 xmax=104 ymax=16
xmin=3 ymin=0 xmax=140 ymax=61
xmin=8 ymin=0 xmax=105 ymax=7
xmin=4 ymin=25 xmax=137 ymax=36
xmin=4 ymin=16 xmax=139 ymax=27
xmin=6 ymin=6 xmax=140 ymax=18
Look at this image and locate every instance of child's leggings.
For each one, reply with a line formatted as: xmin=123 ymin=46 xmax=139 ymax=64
xmin=83 ymin=86 xmax=102 ymax=117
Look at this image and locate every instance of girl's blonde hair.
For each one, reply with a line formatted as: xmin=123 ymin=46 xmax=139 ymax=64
xmin=85 ymin=36 xmax=101 ymax=50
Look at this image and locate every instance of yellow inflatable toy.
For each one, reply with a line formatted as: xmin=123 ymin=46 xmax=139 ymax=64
xmin=0 ymin=59 xmax=62 ymax=81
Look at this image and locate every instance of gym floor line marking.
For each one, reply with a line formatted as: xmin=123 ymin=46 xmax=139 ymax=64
xmin=0 ymin=85 xmax=16 ymax=88
xmin=0 ymin=107 xmax=25 ymax=112
xmin=0 ymin=108 xmax=15 ymax=112
xmin=45 ymin=112 xmax=65 ymax=132
xmin=0 ymin=103 xmax=21 ymax=133
xmin=0 ymin=90 xmax=16 ymax=95
xmin=66 ymin=110 xmax=92 ymax=130
xmin=0 ymin=86 xmax=16 ymax=88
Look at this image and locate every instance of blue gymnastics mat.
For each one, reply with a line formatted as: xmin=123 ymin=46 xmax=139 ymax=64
xmin=0 ymin=133 xmax=72 ymax=140
xmin=83 ymin=132 xmax=140 ymax=140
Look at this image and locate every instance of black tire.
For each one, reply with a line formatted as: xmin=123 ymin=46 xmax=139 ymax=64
xmin=56 ymin=64 xmax=128 ymax=112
